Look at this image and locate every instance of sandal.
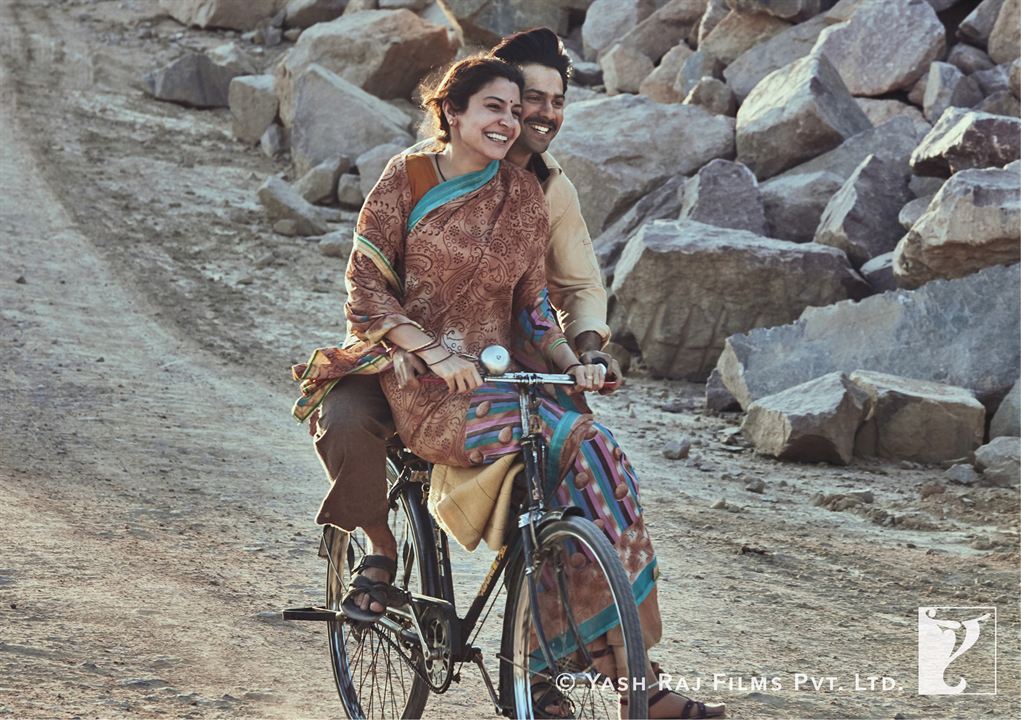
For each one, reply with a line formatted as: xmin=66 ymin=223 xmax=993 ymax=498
xmin=340 ymin=554 xmax=400 ymax=624
xmin=621 ymin=685 xmax=726 ymax=719
xmin=530 ymin=679 xmax=575 ymax=719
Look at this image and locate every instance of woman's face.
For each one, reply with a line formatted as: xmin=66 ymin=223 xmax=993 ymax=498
xmin=448 ymin=77 xmax=522 ymax=163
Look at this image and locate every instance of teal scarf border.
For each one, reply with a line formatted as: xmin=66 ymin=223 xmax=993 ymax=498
xmin=406 ymin=160 xmax=500 ymax=233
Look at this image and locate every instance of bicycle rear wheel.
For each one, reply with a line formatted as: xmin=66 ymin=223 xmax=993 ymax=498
xmin=500 ymin=514 xmax=648 ymax=719
xmin=324 ymin=455 xmax=435 ymax=719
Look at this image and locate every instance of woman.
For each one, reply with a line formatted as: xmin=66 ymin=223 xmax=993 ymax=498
xmin=292 ymin=55 xmax=723 ymax=720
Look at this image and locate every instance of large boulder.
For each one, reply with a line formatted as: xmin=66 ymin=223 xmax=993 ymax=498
xmin=855 ymin=98 xmax=929 ymax=134
xmin=229 ymin=75 xmax=279 ymax=144
xmin=814 ymin=154 xmax=912 ymax=267
xmin=946 ymin=43 xmax=996 ymax=75
xmin=288 ymin=64 xmax=412 ymax=176
xmin=617 ymin=0 xmax=708 ymax=65
xmin=988 ymin=0 xmax=1021 ymax=64
xmin=990 ymin=379 xmax=1021 ymax=438
xmin=356 ymin=142 xmax=407 ymax=198
xmin=683 ymin=77 xmax=737 ymax=116
xmin=716 ymin=262 xmax=1021 ymax=409
xmin=601 ymin=44 xmax=655 ymax=95
xmin=143 ymin=44 xmax=255 ymax=108
xmin=893 ymin=163 xmax=1021 ymax=288
xmin=284 ymin=0 xmax=347 ymax=29
xmin=435 ymin=0 xmax=571 ymax=45
xmin=552 ymin=95 xmax=734 ymax=234
xmin=860 ymin=251 xmax=896 ymax=292
xmin=160 ymin=0 xmax=280 ymax=30
xmin=727 ymin=0 xmax=836 ymax=21
xmin=639 ymin=42 xmax=694 ymax=103
xmin=723 ymin=16 xmax=828 ymax=101
xmin=275 ymin=9 xmax=453 ymax=116
xmin=958 ymin=0 xmax=1005 ymax=49
xmin=922 ymin=62 xmax=983 ymax=123
xmin=258 ymin=175 xmax=330 ymax=236
xmin=735 ymin=54 xmax=871 ymax=180
xmin=674 ymin=50 xmax=725 ymax=99
xmin=910 ymin=107 xmax=1021 ymax=177
xmin=680 ymin=159 xmax=766 ymax=233
xmin=850 ymin=371 xmax=986 ymax=463
xmin=812 ymin=0 xmax=946 ymax=97
xmin=611 ymin=219 xmax=868 ymax=379
xmin=699 ymin=10 xmax=791 ymax=66
xmin=743 ymin=372 xmax=869 ymax=465
xmin=760 ymin=170 xmax=844 ymax=242
xmin=582 ymin=0 xmax=655 ymax=60
xmin=698 ymin=0 xmax=730 ymax=46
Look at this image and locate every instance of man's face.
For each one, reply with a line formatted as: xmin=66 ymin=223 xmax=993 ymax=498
xmin=513 ymin=63 xmax=565 ymax=156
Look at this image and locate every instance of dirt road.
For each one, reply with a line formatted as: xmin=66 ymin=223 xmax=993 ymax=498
xmin=1 ymin=2 xmax=1017 ymax=718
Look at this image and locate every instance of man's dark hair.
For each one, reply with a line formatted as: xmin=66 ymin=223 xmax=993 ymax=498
xmin=489 ymin=28 xmax=572 ymax=93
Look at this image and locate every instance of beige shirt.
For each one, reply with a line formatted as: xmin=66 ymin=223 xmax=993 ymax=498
xmin=401 ymin=142 xmax=610 ymax=347
xmin=536 ymin=152 xmax=610 ymax=346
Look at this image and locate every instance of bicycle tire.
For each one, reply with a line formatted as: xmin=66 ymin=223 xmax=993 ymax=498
xmin=325 ymin=455 xmax=437 ymax=719
xmin=500 ymin=514 xmax=649 ymax=719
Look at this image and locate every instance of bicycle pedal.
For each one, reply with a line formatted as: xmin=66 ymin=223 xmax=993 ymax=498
xmin=280 ymin=606 xmax=343 ymax=622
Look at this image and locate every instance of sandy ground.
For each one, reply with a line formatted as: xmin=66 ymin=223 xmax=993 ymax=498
xmin=0 ymin=2 xmax=1018 ymax=718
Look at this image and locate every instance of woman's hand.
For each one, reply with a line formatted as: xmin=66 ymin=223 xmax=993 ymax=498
xmin=579 ymin=350 xmax=622 ymax=393
xmin=392 ymin=348 xmax=428 ymax=389
xmin=428 ymin=354 xmax=483 ymax=393
xmin=567 ymin=362 xmax=607 ymax=393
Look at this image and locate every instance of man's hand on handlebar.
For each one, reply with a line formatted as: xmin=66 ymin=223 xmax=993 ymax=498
xmin=578 ymin=350 xmax=622 ymax=394
xmin=566 ymin=362 xmax=608 ymax=394
xmin=392 ymin=348 xmax=428 ymax=390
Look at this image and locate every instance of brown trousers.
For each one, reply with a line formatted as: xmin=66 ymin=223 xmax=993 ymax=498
xmin=312 ymin=375 xmax=396 ymax=531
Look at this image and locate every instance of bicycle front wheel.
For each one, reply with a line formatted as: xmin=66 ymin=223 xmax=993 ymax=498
xmin=324 ymin=456 xmax=435 ymax=719
xmin=501 ymin=514 xmax=649 ymax=719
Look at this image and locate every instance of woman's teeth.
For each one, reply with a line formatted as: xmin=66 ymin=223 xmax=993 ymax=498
xmin=485 ymin=132 xmax=509 ymax=142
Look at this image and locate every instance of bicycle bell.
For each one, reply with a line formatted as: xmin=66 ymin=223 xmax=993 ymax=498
xmin=479 ymin=345 xmax=510 ymax=376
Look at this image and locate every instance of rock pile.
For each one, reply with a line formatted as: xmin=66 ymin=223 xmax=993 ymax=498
xmin=143 ymin=0 xmax=1020 ymax=473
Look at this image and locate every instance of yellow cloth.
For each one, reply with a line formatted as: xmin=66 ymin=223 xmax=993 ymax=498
xmin=428 ymin=454 xmax=522 ymax=551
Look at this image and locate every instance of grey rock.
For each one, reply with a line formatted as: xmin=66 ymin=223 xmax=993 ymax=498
xmin=922 ymin=62 xmax=983 ymax=123
xmin=260 ymin=123 xmax=288 ymax=158
xmin=735 ymin=54 xmax=871 ymax=181
xmin=1011 ymin=57 xmax=1021 ymax=97
xmin=143 ymin=44 xmax=255 ymax=108
xmin=618 ymin=0 xmax=707 ymax=65
xmin=944 ymin=463 xmax=980 ymax=484
xmin=958 ymin=0 xmax=1005 ymax=49
xmin=288 ymin=65 xmax=412 ymax=177
xmin=680 ymin=159 xmax=766 ymax=234
xmin=552 ymin=95 xmax=735 ymax=234
xmin=850 ymin=371 xmax=986 ymax=463
xmin=594 ymin=175 xmax=687 ymax=280
xmin=814 ymin=154 xmax=913 ymax=267
xmin=674 ymin=50 xmax=724 ymax=100
xmin=907 ymin=71 xmax=929 ymax=108
xmin=975 ymin=90 xmax=1021 ymax=117
xmin=572 ymin=61 xmax=604 ymax=87
xmin=812 ymin=0 xmax=946 ymax=97
xmin=727 ymin=0 xmax=836 ymax=21
xmin=601 ymin=44 xmax=655 ymax=95
xmin=700 ymin=10 xmax=791 ymax=66
xmin=974 ymin=436 xmax=1021 ymax=486
xmin=275 ymin=9 xmax=454 ymax=116
xmin=723 ymin=16 xmax=828 ymax=101
xmin=229 ymin=74 xmax=278 ymax=145
xmin=706 ymin=367 xmax=742 ymax=411
xmin=991 ymin=379 xmax=1021 ymax=438
xmin=760 ymin=170 xmax=844 ymax=242
xmin=855 ymin=99 xmax=930 ymax=135
xmin=611 ymin=219 xmax=868 ymax=379
xmin=295 ymin=156 xmax=351 ymax=204
xmin=988 ymin=0 xmax=1021 ymax=64
xmin=160 ymin=0 xmax=279 ymax=30
xmin=258 ymin=176 xmax=329 ymax=236
xmin=745 ymin=477 xmax=766 ymax=493
xmin=898 ymin=194 xmax=934 ymax=230
xmin=743 ymin=372 xmax=869 ymax=465
xmin=909 ymin=174 xmax=945 ymax=196
xmin=683 ymin=77 xmax=737 ymax=116
xmin=662 ymin=437 xmax=692 ymax=459
xmin=639 ymin=42 xmax=693 ymax=103
xmin=859 ymin=251 xmax=896 ymax=291
xmin=336 ymin=173 xmax=365 ymax=208
xmin=947 ymin=43 xmax=996 ymax=75
xmin=318 ymin=229 xmax=354 ymax=259
xmin=356 ymin=142 xmax=405 ymax=199
xmin=582 ymin=0 xmax=654 ymax=60
xmin=697 ymin=0 xmax=730 ymax=47
xmin=284 ymin=0 xmax=347 ymax=30
xmin=716 ymin=262 xmax=1021 ymax=409
xmin=911 ymin=107 xmax=1021 ymax=177
xmin=973 ymin=63 xmax=1011 ymax=95
xmin=893 ymin=164 xmax=1021 ymax=288
xmin=411 ymin=0 xmax=566 ymax=45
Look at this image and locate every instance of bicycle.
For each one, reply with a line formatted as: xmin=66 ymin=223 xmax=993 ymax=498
xmin=283 ymin=345 xmax=649 ymax=719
